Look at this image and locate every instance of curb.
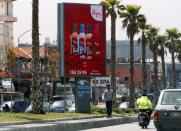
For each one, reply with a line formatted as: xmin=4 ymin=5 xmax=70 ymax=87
xmin=0 ymin=116 xmax=138 ymax=131
xmin=0 ymin=115 xmax=105 ymax=126
xmin=65 ymin=116 xmax=138 ymax=131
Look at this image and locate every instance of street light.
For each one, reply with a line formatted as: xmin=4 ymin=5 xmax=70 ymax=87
xmin=17 ymin=29 xmax=32 ymax=92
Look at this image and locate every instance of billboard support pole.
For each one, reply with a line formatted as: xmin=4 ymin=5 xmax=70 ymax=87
xmin=64 ymin=76 xmax=66 ymax=112
xmin=75 ymin=77 xmax=77 ymax=113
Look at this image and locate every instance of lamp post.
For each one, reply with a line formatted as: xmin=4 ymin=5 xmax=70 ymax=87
xmin=17 ymin=29 xmax=32 ymax=92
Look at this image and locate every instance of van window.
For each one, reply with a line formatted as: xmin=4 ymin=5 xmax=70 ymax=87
xmin=161 ymin=91 xmax=181 ymax=105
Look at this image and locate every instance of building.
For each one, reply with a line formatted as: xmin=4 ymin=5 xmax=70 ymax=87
xmin=106 ymin=40 xmax=153 ymax=61
xmin=0 ymin=0 xmax=17 ymax=69
xmin=107 ymin=63 xmax=152 ymax=92
xmin=8 ymin=45 xmax=59 ymax=93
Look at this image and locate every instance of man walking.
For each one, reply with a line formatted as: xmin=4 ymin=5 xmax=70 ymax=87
xmin=102 ymin=84 xmax=114 ymax=118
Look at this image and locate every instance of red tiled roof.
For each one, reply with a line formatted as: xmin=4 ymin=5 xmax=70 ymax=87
xmin=13 ymin=47 xmax=27 ymax=57
xmin=0 ymin=70 xmax=15 ymax=78
xmin=13 ymin=47 xmax=57 ymax=58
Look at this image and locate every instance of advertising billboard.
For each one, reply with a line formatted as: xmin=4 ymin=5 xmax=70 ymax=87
xmin=58 ymin=3 xmax=106 ymax=76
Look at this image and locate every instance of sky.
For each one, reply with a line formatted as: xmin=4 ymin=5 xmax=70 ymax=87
xmin=13 ymin=0 xmax=181 ymax=45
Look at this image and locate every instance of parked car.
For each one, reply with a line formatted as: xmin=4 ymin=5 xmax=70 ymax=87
xmin=12 ymin=101 xmax=30 ymax=112
xmin=52 ymin=94 xmax=75 ymax=104
xmin=0 ymin=101 xmax=13 ymax=112
xmin=121 ymin=95 xmax=129 ymax=102
xmin=119 ymin=102 xmax=128 ymax=109
xmin=25 ymin=102 xmax=49 ymax=112
xmin=0 ymin=101 xmax=30 ymax=112
xmin=154 ymin=89 xmax=181 ymax=131
xmin=65 ymin=94 xmax=75 ymax=103
xmin=95 ymin=103 xmax=106 ymax=109
xmin=69 ymin=103 xmax=75 ymax=112
xmin=50 ymin=100 xmax=69 ymax=113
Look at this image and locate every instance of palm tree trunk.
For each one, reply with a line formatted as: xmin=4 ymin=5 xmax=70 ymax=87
xmin=31 ymin=0 xmax=44 ymax=114
xmin=172 ymin=48 xmax=176 ymax=88
xmin=161 ymin=47 xmax=166 ymax=89
xmin=141 ymin=32 xmax=147 ymax=92
xmin=129 ymin=34 xmax=135 ymax=108
xmin=110 ymin=12 xmax=116 ymax=102
xmin=153 ymin=46 xmax=159 ymax=107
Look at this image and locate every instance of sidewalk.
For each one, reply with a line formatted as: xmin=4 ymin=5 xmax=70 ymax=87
xmin=0 ymin=116 xmax=137 ymax=131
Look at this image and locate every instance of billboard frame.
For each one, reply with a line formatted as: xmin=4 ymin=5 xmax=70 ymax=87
xmin=58 ymin=3 xmax=106 ymax=77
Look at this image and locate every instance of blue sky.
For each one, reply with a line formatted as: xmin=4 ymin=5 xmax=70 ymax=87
xmin=13 ymin=0 xmax=181 ymax=45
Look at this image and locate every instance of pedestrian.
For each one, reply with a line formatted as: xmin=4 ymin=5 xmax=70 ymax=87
xmin=102 ymin=84 xmax=114 ymax=118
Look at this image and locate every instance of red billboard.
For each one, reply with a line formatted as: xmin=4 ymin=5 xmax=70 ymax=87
xmin=58 ymin=3 xmax=106 ymax=76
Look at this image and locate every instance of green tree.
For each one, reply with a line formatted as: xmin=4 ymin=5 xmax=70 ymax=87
xmin=48 ymin=51 xmax=59 ymax=77
xmin=165 ymin=28 xmax=181 ymax=88
xmin=101 ymin=0 xmax=124 ymax=102
xmin=6 ymin=46 xmax=16 ymax=71
xmin=177 ymin=42 xmax=181 ymax=62
xmin=120 ymin=5 xmax=145 ymax=108
xmin=156 ymin=35 xmax=167 ymax=89
xmin=31 ymin=0 xmax=44 ymax=114
xmin=146 ymin=26 xmax=159 ymax=106
xmin=137 ymin=18 xmax=149 ymax=92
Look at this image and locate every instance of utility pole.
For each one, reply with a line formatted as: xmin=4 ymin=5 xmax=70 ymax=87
xmin=17 ymin=38 xmax=20 ymax=92
xmin=44 ymin=42 xmax=48 ymax=100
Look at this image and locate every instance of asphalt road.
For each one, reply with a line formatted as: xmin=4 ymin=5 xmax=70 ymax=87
xmin=81 ymin=120 xmax=156 ymax=131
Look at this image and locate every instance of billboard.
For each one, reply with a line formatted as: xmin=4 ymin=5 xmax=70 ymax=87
xmin=58 ymin=3 xmax=106 ymax=76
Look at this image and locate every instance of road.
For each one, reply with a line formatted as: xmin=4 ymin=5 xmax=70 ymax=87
xmin=81 ymin=121 xmax=156 ymax=131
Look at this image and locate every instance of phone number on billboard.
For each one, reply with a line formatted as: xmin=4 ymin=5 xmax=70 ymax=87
xmin=69 ymin=70 xmax=88 ymax=75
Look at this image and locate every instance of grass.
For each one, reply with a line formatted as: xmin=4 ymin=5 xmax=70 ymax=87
xmin=0 ymin=112 xmax=102 ymax=123
xmin=0 ymin=108 xmax=137 ymax=123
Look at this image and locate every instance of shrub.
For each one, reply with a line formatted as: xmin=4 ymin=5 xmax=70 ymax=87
xmin=90 ymin=107 xmax=106 ymax=114
xmin=91 ymin=106 xmax=137 ymax=115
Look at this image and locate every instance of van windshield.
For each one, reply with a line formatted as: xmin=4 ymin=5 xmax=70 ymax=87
xmin=161 ymin=91 xmax=181 ymax=105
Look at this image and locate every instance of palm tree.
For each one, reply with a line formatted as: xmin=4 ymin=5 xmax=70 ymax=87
xmin=101 ymin=0 xmax=124 ymax=102
xmin=165 ymin=28 xmax=181 ymax=89
xmin=31 ymin=0 xmax=44 ymax=114
xmin=146 ymin=26 xmax=159 ymax=106
xmin=177 ymin=43 xmax=181 ymax=62
xmin=137 ymin=18 xmax=149 ymax=92
xmin=178 ymin=53 xmax=181 ymax=62
xmin=120 ymin=5 xmax=145 ymax=108
xmin=156 ymin=35 xmax=167 ymax=89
